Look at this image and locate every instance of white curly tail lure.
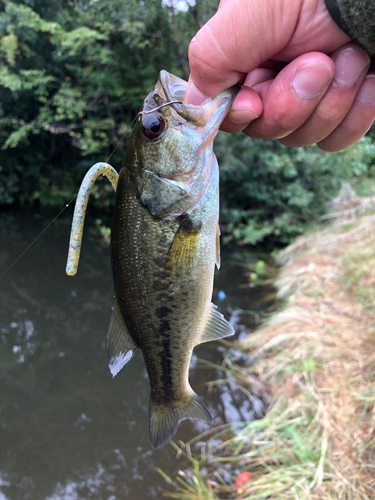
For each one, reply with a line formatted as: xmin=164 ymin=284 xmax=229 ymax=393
xmin=66 ymin=162 xmax=118 ymax=276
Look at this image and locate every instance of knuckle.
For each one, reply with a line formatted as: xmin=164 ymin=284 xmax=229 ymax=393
xmin=267 ymin=103 xmax=305 ymax=136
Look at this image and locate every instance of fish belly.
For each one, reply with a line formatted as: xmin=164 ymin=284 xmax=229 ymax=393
xmin=111 ymin=169 xmax=217 ymax=401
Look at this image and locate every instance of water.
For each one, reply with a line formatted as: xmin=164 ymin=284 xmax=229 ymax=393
xmin=0 ymin=211 xmax=275 ymax=500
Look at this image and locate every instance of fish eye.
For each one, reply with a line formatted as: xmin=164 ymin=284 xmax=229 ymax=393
xmin=142 ymin=114 xmax=166 ymax=140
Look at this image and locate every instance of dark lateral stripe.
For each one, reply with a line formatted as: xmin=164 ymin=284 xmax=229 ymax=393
xmin=144 ymin=342 xmax=174 ymax=405
xmin=158 ymin=322 xmax=175 ymax=404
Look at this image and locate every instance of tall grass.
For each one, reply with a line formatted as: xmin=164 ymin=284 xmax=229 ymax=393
xmin=159 ymin=188 xmax=375 ymax=499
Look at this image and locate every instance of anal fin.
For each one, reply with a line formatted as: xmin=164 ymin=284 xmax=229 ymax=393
xmin=166 ymin=217 xmax=202 ymax=275
xmin=198 ymin=303 xmax=235 ymax=345
xmin=107 ymin=297 xmax=137 ymax=377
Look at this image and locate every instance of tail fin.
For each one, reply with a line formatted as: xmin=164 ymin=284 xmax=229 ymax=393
xmin=149 ymin=391 xmax=212 ymax=449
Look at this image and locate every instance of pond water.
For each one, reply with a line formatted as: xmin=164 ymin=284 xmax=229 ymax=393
xmin=0 ymin=211 xmax=276 ymax=500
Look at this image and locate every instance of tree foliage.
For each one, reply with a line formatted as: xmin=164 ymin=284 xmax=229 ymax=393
xmin=0 ymin=0 xmax=210 ymax=207
xmin=0 ymin=0 xmax=374 ymax=246
xmin=217 ymin=132 xmax=375 ymax=246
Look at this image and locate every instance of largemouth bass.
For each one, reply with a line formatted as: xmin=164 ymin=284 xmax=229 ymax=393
xmin=66 ymin=71 xmax=238 ymax=449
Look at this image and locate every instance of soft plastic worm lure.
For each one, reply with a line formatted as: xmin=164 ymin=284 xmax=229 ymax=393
xmin=66 ymin=102 xmax=180 ymax=277
xmin=66 ymin=162 xmax=118 ymax=276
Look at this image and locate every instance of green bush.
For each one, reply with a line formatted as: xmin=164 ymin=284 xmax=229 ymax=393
xmin=216 ymin=132 xmax=375 ymax=246
xmin=0 ymin=0 xmax=210 ymax=208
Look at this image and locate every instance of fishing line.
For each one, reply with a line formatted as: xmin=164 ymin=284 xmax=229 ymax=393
xmin=0 ymin=198 xmax=76 ymax=281
xmin=106 ymin=129 xmax=128 ymax=163
xmin=0 ymin=130 xmax=128 ymax=282
xmin=0 ymin=99 xmax=181 ymax=281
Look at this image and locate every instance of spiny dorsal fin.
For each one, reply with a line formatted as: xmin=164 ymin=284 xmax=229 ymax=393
xmin=166 ymin=218 xmax=202 ymax=275
xmin=198 ymin=303 xmax=235 ymax=345
xmin=216 ymin=223 xmax=221 ymax=270
xmin=107 ymin=297 xmax=137 ymax=377
xmin=149 ymin=389 xmax=212 ymax=449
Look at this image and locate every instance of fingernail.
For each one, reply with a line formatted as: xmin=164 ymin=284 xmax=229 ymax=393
xmin=355 ymin=74 xmax=375 ymax=103
xmin=228 ymin=109 xmax=260 ymax=124
xmin=333 ymin=46 xmax=370 ymax=87
xmin=292 ymin=64 xmax=333 ymax=99
xmin=184 ymin=82 xmax=207 ymax=105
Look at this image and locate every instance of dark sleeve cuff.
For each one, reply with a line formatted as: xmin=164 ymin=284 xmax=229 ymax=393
xmin=324 ymin=0 xmax=354 ymax=39
xmin=324 ymin=0 xmax=375 ymax=57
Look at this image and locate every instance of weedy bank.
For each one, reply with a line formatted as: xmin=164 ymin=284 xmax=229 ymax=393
xmin=159 ymin=186 xmax=375 ymax=499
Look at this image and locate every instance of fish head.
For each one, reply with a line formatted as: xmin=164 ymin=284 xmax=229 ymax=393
xmin=127 ymin=71 xmax=238 ymax=219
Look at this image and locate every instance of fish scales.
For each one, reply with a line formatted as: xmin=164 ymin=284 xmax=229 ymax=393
xmin=108 ymin=69 xmax=238 ymax=449
xmin=111 ymin=165 xmax=218 ymax=410
xmin=112 ymin=170 xmax=215 ymax=394
xmin=66 ymin=71 xmax=238 ymax=449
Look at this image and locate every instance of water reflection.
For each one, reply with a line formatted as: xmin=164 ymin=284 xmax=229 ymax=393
xmin=0 ymin=212 xmax=274 ymax=499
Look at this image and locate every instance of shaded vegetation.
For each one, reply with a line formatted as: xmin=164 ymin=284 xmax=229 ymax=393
xmin=0 ymin=0 xmax=214 ymax=208
xmin=1 ymin=0 xmax=375 ymax=245
xmin=217 ymin=132 xmax=375 ymax=246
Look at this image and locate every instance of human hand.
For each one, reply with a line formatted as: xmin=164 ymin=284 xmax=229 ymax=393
xmin=185 ymin=0 xmax=375 ymax=151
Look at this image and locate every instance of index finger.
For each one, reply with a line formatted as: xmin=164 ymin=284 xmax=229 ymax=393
xmin=186 ymin=0 xmax=300 ymax=102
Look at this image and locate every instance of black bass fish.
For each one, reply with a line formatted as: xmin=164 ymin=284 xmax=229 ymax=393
xmin=66 ymin=71 xmax=238 ymax=449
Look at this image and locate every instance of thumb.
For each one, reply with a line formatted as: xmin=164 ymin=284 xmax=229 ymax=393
xmin=185 ymin=0 xmax=301 ymax=103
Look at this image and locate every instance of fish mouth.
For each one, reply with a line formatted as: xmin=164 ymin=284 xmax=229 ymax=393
xmin=160 ymin=70 xmax=240 ymax=128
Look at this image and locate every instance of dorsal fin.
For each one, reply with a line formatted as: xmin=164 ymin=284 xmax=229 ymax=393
xmin=107 ymin=297 xmax=137 ymax=377
xmin=197 ymin=303 xmax=235 ymax=345
xmin=166 ymin=218 xmax=202 ymax=275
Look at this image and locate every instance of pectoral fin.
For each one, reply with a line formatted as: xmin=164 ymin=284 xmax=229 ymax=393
xmin=198 ymin=303 xmax=235 ymax=345
xmin=166 ymin=218 xmax=202 ymax=275
xmin=107 ymin=297 xmax=137 ymax=377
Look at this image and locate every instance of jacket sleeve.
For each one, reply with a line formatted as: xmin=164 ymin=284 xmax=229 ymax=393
xmin=325 ymin=0 xmax=375 ymax=57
